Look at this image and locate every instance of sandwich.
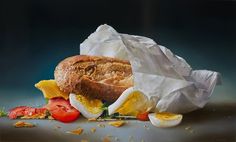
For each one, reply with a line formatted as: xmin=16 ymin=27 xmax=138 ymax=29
xmin=6 ymin=50 xmax=184 ymax=127
xmin=7 ymin=54 xmax=183 ymax=127
xmin=54 ymin=55 xmax=133 ymax=102
xmin=8 ymin=55 xmax=135 ymax=122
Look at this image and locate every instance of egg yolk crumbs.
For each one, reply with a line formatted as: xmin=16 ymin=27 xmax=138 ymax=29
xmin=155 ymin=112 xmax=182 ymax=121
xmin=115 ymin=91 xmax=149 ymax=116
xmin=14 ymin=121 xmax=35 ymax=128
xmin=108 ymin=121 xmax=126 ymax=127
xmin=68 ymin=128 xmax=83 ymax=135
xmin=76 ymin=94 xmax=103 ymax=114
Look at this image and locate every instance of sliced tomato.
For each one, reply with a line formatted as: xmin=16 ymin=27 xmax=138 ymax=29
xmin=8 ymin=106 xmax=47 ymax=119
xmin=46 ymin=98 xmax=80 ymax=123
xmin=8 ymin=106 xmax=28 ymax=119
xmin=136 ymin=112 xmax=149 ymax=121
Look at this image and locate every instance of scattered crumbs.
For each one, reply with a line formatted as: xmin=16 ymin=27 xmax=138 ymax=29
xmin=143 ymin=125 xmax=150 ymax=130
xmin=88 ymin=118 xmax=97 ymax=121
xmin=53 ymin=125 xmax=61 ymax=131
xmin=103 ymin=134 xmax=119 ymax=142
xmin=14 ymin=121 xmax=35 ymax=128
xmin=66 ymin=128 xmax=83 ymax=135
xmin=90 ymin=127 xmax=96 ymax=133
xmin=81 ymin=140 xmax=88 ymax=142
xmin=185 ymin=126 xmax=191 ymax=130
xmin=108 ymin=121 xmax=126 ymax=127
xmin=103 ymin=136 xmax=111 ymax=142
xmin=21 ymin=113 xmax=48 ymax=119
xmin=185 ymin=126 xmax=194 ymax=134
xmin=55 ymin=125 xmax=61 ymax=129
xmin=97 ymin=123 xmax=105 ymax=128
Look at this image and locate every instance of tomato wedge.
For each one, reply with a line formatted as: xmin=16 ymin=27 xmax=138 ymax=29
xmin=136 ymin=112 xmax=149 ymax=121
xmin=45 ymin=98 xmax=80 ymax=123
xmin=8 ymin=106 xmax=47 ymax=119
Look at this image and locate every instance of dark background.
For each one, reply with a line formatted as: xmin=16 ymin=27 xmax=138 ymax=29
xmin=0 ymin=0 xmax=235 ymax=91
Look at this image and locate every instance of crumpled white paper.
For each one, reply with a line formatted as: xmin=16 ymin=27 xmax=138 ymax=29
xmin=80 ymin=24 xmax=221 ymax=113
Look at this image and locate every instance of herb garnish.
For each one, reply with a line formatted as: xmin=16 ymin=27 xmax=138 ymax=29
xmin=0 ymin=107 xmax=7 ymax=117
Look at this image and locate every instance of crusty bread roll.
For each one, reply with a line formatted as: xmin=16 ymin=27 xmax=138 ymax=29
xmin=54 ymin=55 xmax=133 ymax=102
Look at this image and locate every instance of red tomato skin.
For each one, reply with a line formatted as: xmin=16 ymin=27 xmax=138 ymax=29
xmin=8 ymin=106 xmax=28 ymax=119
xmin=46 ymin=98 xmax=80 ymax=123
xmin=8 ymin=98 xmax=80 ymax=123
xmin=136 ymin=112 xmax=149 ymax=121
xmin=8 ymin=106 xmax=47 ymax=119
xmin=50 ymin=109 xmax=79 ymax=123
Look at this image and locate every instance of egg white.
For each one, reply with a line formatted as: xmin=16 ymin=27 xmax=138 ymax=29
xmin=108 ymin=87 xmax=148 ymax=115
xmin=108 ymin=87 xmax=152 ymax=116
xmin=69 ymin=93 xmax=103 ymax=119
xmin=108 ymin=87 xmax=135 ymax=115
xmin=148 ymin=113 xmax=183 ymax=128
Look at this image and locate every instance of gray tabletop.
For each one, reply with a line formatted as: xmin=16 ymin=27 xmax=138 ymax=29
xmin=0 ymin=82 xmax=236 ymax=142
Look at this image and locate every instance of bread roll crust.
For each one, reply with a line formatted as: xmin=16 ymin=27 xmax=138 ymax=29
xmin=54 ymin=55 xmax=133 ymax=102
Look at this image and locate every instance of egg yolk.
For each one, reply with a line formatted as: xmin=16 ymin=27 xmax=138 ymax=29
xmin=155 ymin=112 xmax=181 ymax=121
xmin=115 ymin=91 xmax=149 ymax=116
xmin=108 ymin=120 xmax=126 ymax=127
xmin=75 ymin=94 xmax=103 ymax=114
xmin=35 ymin=80 xmax=69 ymax=100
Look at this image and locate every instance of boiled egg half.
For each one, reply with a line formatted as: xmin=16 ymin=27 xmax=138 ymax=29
xmin=108 ymin=87 xmax=152 ymax=116
xmin=69 ymin=93 xmax=103 ymax=119
xmin=148 ymin=112 xmax=183 ymax=128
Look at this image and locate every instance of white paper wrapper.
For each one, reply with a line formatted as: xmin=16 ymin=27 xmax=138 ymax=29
xmin=80 ymin=24 xmax=221 ymax=113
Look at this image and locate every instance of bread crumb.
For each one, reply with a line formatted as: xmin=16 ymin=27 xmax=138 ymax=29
xmin=14 ymin=121 xmax=35 ymax=128
xmin=90 ymin=127 xmax=96 ymax=133
xmin=108 ymin=121 xmax=126 ymax=127
xmin=55 ymin=125 xmax=61 ymax=129
xmin=88 ymin=118 xmax=97 ymax=121
xmin=103 ymin=136 xmax=111 ymax=142
xmin=185 ymin=126 xmax=191 ymax=130
xmin=67 ymin=128 xmax=83 ymax=135
xmin=185 ymin=126 xmax=194 ymax=134
xmin=97 ymin=123 xmax=105 ymax=128
xmin=143 ymin=125 xmax=149 ymax=130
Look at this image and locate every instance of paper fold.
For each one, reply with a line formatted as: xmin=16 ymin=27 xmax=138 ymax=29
xmin=80 ymin=24 xmax=221 ymax=113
